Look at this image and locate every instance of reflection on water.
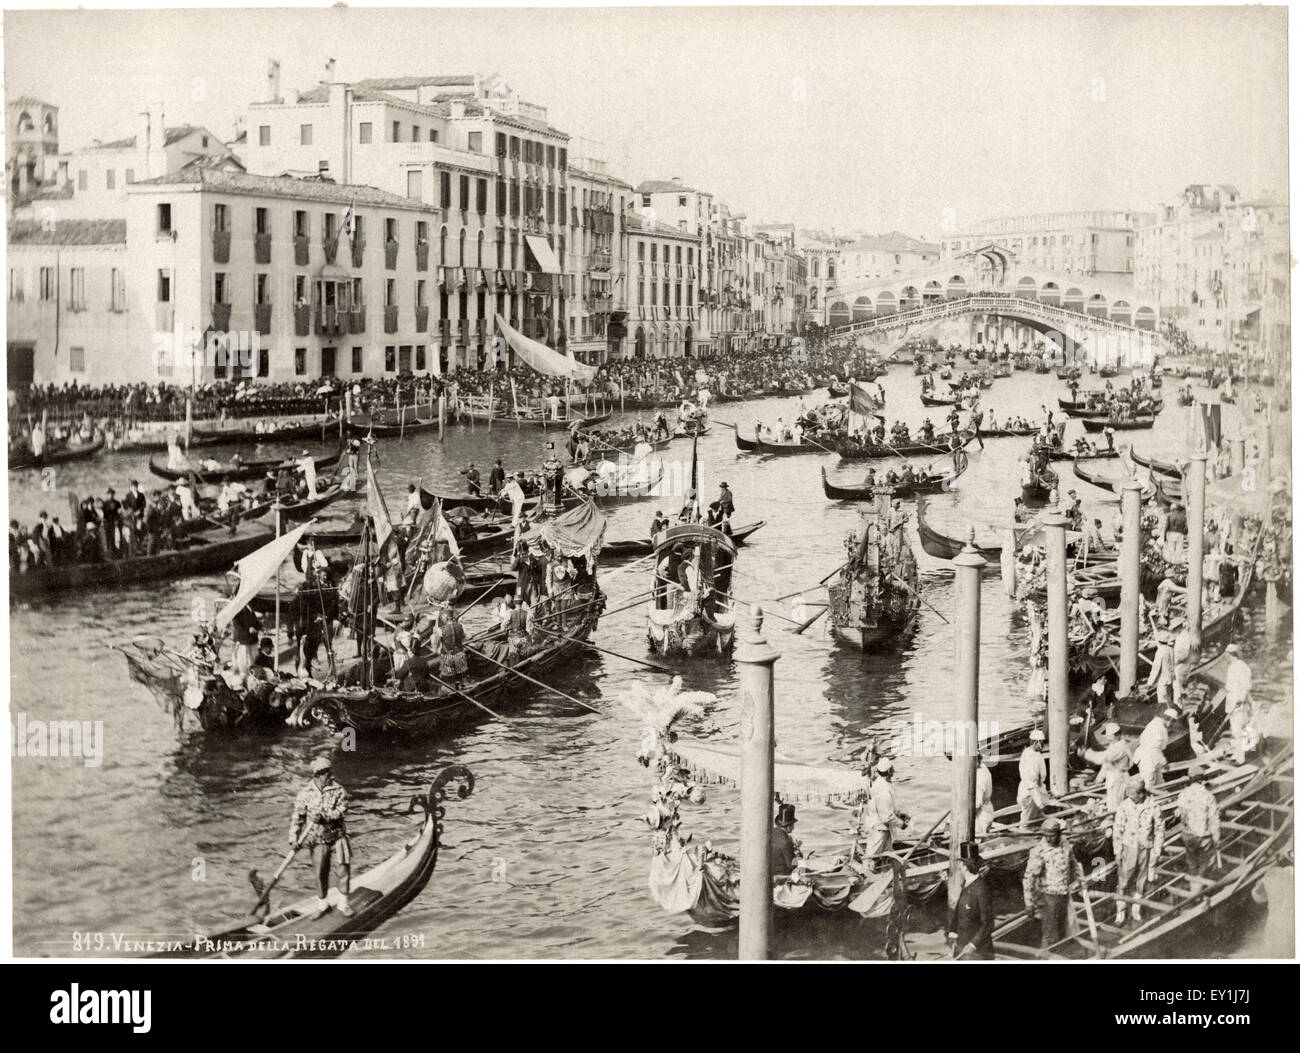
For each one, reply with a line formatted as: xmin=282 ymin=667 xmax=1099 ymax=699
xmin=9 ymin=368 xmax=1291 ymax=958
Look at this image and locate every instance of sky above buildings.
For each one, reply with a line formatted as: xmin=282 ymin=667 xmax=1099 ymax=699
xmin=6 ymin=4 xmax=1289 ymax=240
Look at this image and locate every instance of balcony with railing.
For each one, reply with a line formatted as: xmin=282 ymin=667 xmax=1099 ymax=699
xmin=384 ymin=305 xmax=399 ymax=334
xmin=589 ymin=251 xmax=612 ymax=272
xmin=254 ymin=233 xmax=272 ymax=265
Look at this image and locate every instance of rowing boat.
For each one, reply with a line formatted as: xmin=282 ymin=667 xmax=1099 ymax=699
xmin=194 ymin=416 xmax=341 ymax=444
xmin=914 ymin=494 xmax=1004 ymax=561
xmin=11 ymin=520 xmax=272 ymax=601
xmin=289 ymin=583 xmax=605 ymax=737
xmin=735 ymin=430 xmax=835 ymax=456
xmin=148 ymin=444 xmax=343 ymax=483
xmin=991 ymin=746 xmax=1293 ymax=960
xmin=347 ymin=416 xmax=440 ymax=437
xmin=822 ymin=451 xmax=969 ymax=501
xmin=8 ymin=434 xmax=106 ymax=471
xmin=834 ymin=431 xmax=974 ymax=460
xmin=1081 ymin=415 xmax=1155 ymax=432
xmin=175 ymin=766 xmax=475 ymax=959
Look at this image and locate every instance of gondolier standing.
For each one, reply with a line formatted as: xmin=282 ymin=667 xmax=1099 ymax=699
xmin=1021 ymin=817 xmax=1081 ymax=948
xmin=862 ymin=757 xmax=910 ymax=870
xmin=1112 ymin=780 xmax=1164 ymax=925
xmin=1017 ymin=728 xmax=1050 ymax=828
xmin=290 ymin=756 xmax=354 ymax=920
xmin=1224 ymin=644 xmax=1254 ymax=764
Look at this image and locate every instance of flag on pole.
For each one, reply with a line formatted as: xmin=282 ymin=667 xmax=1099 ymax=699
xmin=1194 ymin=401 xmax=1222 ymax=454
xmin=366 ymin=453 xmax=393 ymax=553
xmin=430 ymin=497 xmax=460 ymax=559
xmin=341 ymin=199 xmax=356 ymax=238
xmin=849 ymin=382 xmax=885 ymax=418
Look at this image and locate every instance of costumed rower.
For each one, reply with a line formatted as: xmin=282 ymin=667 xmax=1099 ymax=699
xmin=289 ymin=755 xmax=354 ymax=920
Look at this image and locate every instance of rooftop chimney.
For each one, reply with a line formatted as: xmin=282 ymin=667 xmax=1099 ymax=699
xmin=267 ymin=59 xmax=282 ymax=103
xmin=325 ymin=58 xmax=336 ymax=84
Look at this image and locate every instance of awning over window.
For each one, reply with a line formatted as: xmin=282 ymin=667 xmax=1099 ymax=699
xmin=524 ymin=235 xmax=562 ymax=275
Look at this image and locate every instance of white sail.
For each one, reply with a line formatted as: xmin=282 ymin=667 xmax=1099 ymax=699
xmin=494 ymin=313 xmax=597 ymax=383
xmin=216 ymin=521 xmax=313 ymax=633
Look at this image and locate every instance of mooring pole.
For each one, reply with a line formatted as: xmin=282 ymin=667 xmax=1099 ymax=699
xmin=949 ymin=528 xmax=986 ymax=908
xmin=1043 ymin=508 xmax=1070 ymax=797
xmin=438 ymin=393 xmax=446 ymax=443
xmin=737 ymin=604 xmax=778 ymax=961
xmin=1117 ymin=477 xmax=1145 ymax=697
xmin=1186 ymin=449 xmax=1208 ymax=652
xmin=185 ymin=396 xmax=193 ymax=450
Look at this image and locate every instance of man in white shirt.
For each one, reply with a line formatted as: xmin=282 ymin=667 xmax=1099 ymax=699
xmin=1145 ymin=631 xmax=1177 ymax=711
xmin=1017 ymin=729 xmax=1050 ymax=828
xmin=1224 ymin=643 xmax=1254 ymax=763
xmin=974 ymin=752 xmax=995 ymax=835
xmin=863 ymin=757 xmax=910 ymax=869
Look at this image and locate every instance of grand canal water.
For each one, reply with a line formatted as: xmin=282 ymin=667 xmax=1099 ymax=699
xmin=8 ymin=365 xmax=1292 ymax=958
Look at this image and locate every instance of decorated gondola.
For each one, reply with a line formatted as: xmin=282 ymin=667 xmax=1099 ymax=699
xmin=827 ymin=504 xmax=921 ymax=651
xmin=833 ymin=430 xmax=973 ymax=460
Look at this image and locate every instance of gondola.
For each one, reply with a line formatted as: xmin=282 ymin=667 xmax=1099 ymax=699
xmin=1129 ymin=448 xmax=1182 ymax=477
xmin=1153 ymin=472 xmax=1186 ymax=507
xmin=834 ymin=431 xmax=974 ymax=460
xmin=1080 ymin=414 xmax=1155 ymax=432
xmin=827 ymin=508 xmax=920 ymax=651
xmin=1047 ymin=444 xmax=1118 ymax=462
xmin=647 ymin=522 xmax=738 ymax=657
xmin=148 ymin=444 xmax=343 ymax=483
xmin=735 ymin=430 xmax=835 ymax=456
xmin=1071 ymin=454 xmax=1150 ymax=498
xmin=290 ymin=586 xmax=605 ymax=737
xmin=194 ymin=417 xmax=341 ymax=444
xmin=821 ymin=451 xmax=968 ymax=501
xmin=603 ymin=520 xmax=765 ymax=559
xmin=671 ymin=423 xmax=711 ymax=439
xmin=914 ymin=494 xmax=1005 ymax=561
xmin=173 ymin=766 xmax=475 ymax=959
xmin=827 ymin=383 xmax=849 ymax=399
xmin=347 ymin=416 xmax=440 ymax=437
xmin=979 ymin=423 xmax=1045 ymax=438
xmin=920 ymin=392 xmax=960 ymax=407
xmin=8 ymin=434 xmax=106 ymax=471
xmin=12 ymin=520 xmax=272 ymax=600
xmin=1021 ymin=466 xmax=1058 ymax=506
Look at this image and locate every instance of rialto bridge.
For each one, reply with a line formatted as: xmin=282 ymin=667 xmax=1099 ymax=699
xmin=823 ymin=244 xmax=1166 ymax=366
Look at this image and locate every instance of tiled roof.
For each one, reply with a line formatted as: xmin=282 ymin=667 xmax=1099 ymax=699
xmin=85 ymin=125 xmax=215 ymax=152
xmin=9 ymin=95 xmax=55 ymax=109
xmin=131 ymin=160 xmax=427 ymax=209
xmin=355 ymin=75 xmax=475 ymax=91
xmin=842 ymin=230 xmax=939 ymax=253
xmin=637 ymin=180 xmax=696 ymax=195
xmin=8 ymin=218 xmax=126 ymax=246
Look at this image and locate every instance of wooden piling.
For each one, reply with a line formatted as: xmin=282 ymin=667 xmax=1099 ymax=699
xmin=438 ymin=393 xmax=446 ymax=442
xmin=1186 ymin=450 xmax=1208 ymax=651
xmin=736 ymin=604 xmax=779 ymax=961
xmin=949 ymin=529 xmax=986 ymax=908
xmin=1042 ymin=509 xmax=1070 ymax=796
xmin=1118 ymin=478 xmax=1145 ymax=696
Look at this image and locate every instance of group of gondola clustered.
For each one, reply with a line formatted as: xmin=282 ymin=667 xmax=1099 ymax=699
xmin=11 ymin=335 xmax=1291 ymax=958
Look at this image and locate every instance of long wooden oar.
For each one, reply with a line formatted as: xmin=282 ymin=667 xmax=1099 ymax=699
xmin=888 ymin=573 xmax=950 ymax=626
xmin=251 ymin=823 xmax=315 ymax=915
xmin=773 ymin=560 xmax=848 ymax=603
xmin=531 ymin=624 xmax=673 ymax=672
xmin=465 ymin=645 xmax=602 ymax=714
xmin=1079 ymin=878 xmax=1102 ymax=956
xmin=792 ymin=605 xmax=828 ymax=635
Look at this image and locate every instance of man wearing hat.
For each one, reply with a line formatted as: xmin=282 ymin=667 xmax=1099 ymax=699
xmin=1224 ymin=644 xmax=1254 ymax=764
xmin=463 ymin=462 xmax=481 ymax=496
xmin=716 ymin=482 xmax=734 ymax=522
xmin=1022 ymin=817 xmax=1081 ymax=948
xmin=1081 ymin=722 xmax=1133 ymax=816
xmin=862 ymin=757 xmax=910 ymax=869
xmin=1112 ymin=779 xmax=1164 ymax=924
xmin=1144 ymin=630 xmax=1177 ymax=711
xmin=1017 ymin=729 xmax=1050 ymax=829
xmin=772 ymin=802 xmax=799 ymax=878
xmin=650 ymin=510 xmax=670 ymax=544
xmin=1176 ymin=767 xmax=1221 ymax=876
xmin=1135 ymin=707 xmax=1178 ymax=789
xmin=290 ymin=756 xmax=354 ymax=920
xmin=947 ymin=842 xmax=994 ymax=959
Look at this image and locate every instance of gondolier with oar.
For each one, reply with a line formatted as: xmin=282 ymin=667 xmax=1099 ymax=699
xmin=290 ymin=755 xmax=354 ymax=920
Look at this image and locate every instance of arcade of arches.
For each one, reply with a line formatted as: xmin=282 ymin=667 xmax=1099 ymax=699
xmin=632 ymin=325 xmax=695 ymax=359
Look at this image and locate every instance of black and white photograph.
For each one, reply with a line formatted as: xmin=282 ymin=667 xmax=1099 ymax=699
xmin=2 ymin=1 xmax=1294 ymax=978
